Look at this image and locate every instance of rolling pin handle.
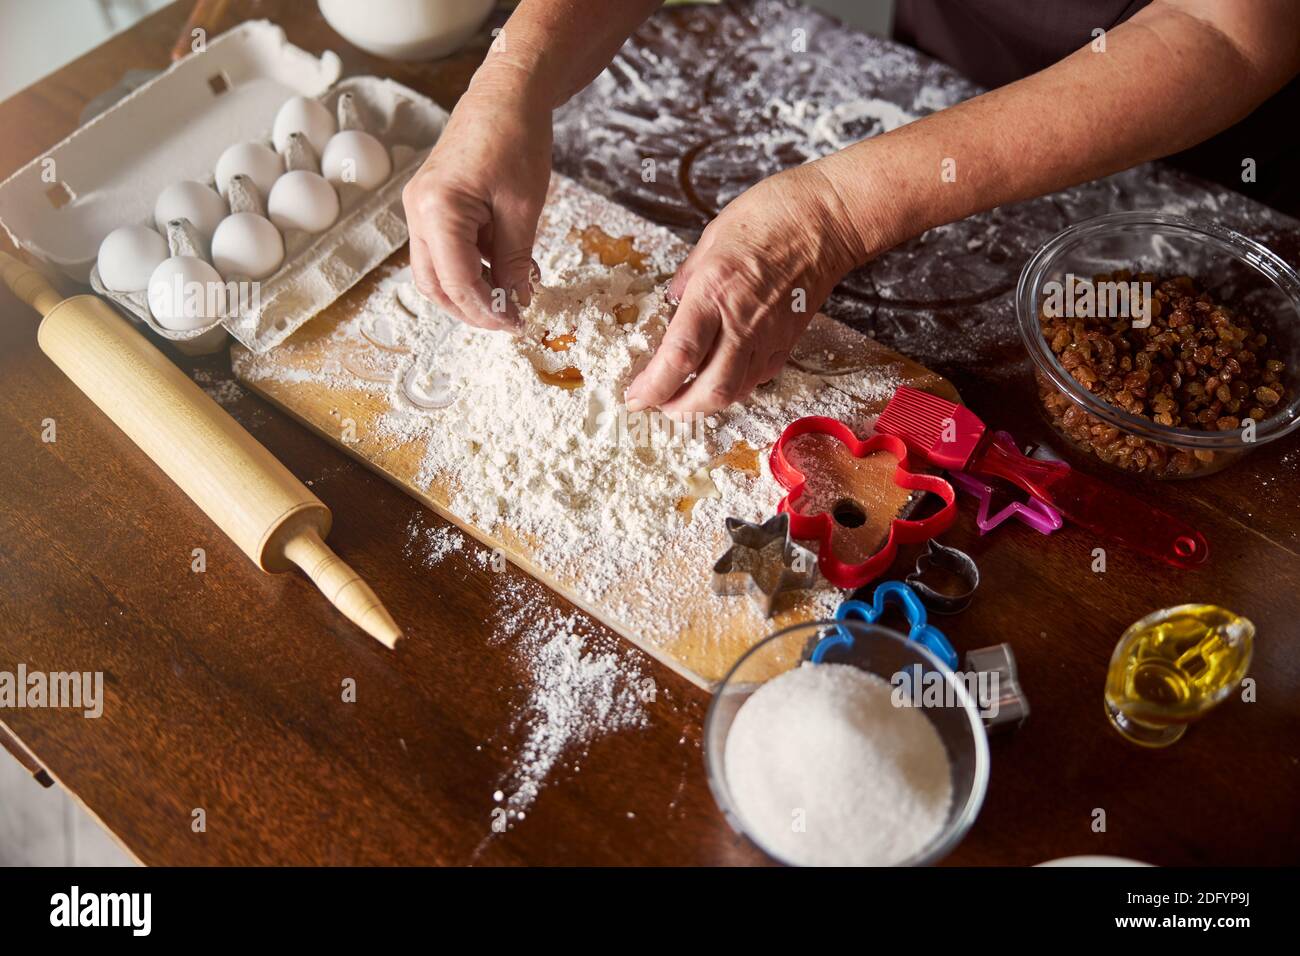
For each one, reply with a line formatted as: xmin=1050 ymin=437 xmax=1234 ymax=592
xmin=0 ymin=250 xmax=63 ymax=317
xmin=282 ymin=527 xmax=402 ymax=649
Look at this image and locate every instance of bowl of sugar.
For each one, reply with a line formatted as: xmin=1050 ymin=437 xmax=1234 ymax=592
xmin=704 ymin=619 xmax=990 ymax=866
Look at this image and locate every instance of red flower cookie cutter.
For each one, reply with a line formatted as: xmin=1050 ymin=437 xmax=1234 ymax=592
xmin=770 ymin=416 xmax=957 ymax=589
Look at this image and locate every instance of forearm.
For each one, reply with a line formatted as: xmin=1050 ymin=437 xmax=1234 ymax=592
xmin=824 ymin=0 xmax=1300 ymax=260
xmin=470 ymin=0 xmax=663 ymax=109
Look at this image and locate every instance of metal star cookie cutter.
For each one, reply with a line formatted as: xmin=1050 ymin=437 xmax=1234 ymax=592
xmin=711 ymin=513 xmax=818 ymax=617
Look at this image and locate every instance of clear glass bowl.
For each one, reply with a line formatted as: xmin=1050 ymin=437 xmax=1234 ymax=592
xmin=703 ymin=619 xmax=990 ymax=867
xmin=1016 ymin=212 xmax=1300 ymax=479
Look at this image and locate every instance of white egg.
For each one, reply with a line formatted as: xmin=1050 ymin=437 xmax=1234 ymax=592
xmin=321 ymin=130 xmax=392 ymax=190
xmin=154 ymin=181 xmax=227 ymax=245
xmin=96 ymin=224 xmax=168 ymax=292
xmin=211 ymin=213 xmax=285 ymax=281
xmin=214 ymin=142 xmax=283 ymax=200
xmin=272 ymin=96 xmax=336 ymax=157
xmin=147 ymin=256 xmax=226 ymax=331
xmin=267 ymin=170 xmax=339 ymax=233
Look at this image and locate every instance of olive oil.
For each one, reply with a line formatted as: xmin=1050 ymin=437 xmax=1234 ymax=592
xmin=1104 ymin=604 xmax=1254 ymax=747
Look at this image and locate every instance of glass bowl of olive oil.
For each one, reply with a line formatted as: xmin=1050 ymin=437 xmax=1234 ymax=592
xmin=1104 ymin=604 xmax=1254 ymax=747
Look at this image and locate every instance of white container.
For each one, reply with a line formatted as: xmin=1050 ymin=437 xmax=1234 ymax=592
xmin=0 ymin=21 xmax=448 ymax=354
xmin=318 ymin=0 xmax=495 ymax=61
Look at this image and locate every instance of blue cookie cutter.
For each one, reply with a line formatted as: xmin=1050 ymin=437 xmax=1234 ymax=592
xmin=811 ymin=580 xmax=959 ymax=670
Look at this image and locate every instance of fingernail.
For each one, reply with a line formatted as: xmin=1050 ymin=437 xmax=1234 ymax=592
xmin=491 ymin=317 xmax=523 ymax=336
xmin=624 ymin=395 xmax=646 ymax=413
xmin=512 ymin=280 xmax=532 ymax=309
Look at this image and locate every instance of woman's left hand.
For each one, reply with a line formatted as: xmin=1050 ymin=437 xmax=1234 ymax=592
xmin=624 ymin=161 xmax=870 ymax=415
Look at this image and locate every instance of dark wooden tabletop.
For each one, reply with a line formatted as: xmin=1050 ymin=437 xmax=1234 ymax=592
xmin=1 ymin=0 xmax=1297 ymax=867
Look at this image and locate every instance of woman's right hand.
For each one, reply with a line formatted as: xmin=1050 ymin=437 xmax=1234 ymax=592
xmin=401 ymin=70 xmax=553 ymax=332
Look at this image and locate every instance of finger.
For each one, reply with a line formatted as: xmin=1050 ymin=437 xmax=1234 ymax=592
xmin=489 ymin=201 xmax=541 ymax=313
xmin=428 ymin=210 xmax=516 ymax=332
xmin=667 ymin=241 xmax=705 ymax=303
xmin=758 ymin=348 xmax=790 ymax=385
xmin=668 ymin=221 xmax=723 ymax=302
xmin=661 ymin=331 xmax=753 ymax=415
xmin=402 ymin=181 xmax=457 ymax=315
xmin=733 ymin=348 xmax=783 ymax=401
xmin=408 ymin=235 xmax=438 ymax=301
xmin=409 ymin=236 xmax=459 ymax=315
xmin=667 ymin=262 xmax=691 ymax=304
xmin=625 ymin=293 xmax=720 ymax=412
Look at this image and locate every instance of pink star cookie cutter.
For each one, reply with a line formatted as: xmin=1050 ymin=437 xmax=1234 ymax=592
xmin=949 ymin=432 xmax=1064 ymax=535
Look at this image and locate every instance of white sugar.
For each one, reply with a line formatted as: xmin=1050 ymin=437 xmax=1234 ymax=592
xmin=724 ymin=663 xmax=952 ymax=866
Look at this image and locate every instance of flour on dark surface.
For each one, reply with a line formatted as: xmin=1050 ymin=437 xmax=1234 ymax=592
xmin=553 ymin=0 xmax=1299 ymax=391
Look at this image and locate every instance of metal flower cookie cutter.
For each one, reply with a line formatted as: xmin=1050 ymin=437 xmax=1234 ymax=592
xmin=769 ymin=416 xmax=957 ymax=589
xmin=711 ymin=513 xmax=819 ymax=616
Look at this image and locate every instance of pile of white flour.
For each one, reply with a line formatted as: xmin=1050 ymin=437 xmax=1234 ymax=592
xmin=724 ymin=662 xmax=953 ymax=866
xmin=374 ymin=256 xmax=884 ymax=638
xmin=236 ymin=175 xmax=909 ymax=647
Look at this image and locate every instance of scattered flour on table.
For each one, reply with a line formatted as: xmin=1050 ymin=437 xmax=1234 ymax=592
xmin=402 ymin=515 xmax=465 ymax=568
xmin=490 ymin=574 xmax=650 ymax=818
xmin=724 ymin=662 xmax=953 ymax=866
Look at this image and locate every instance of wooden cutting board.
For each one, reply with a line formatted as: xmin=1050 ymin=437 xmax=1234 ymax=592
xmin=232 ymin=176 xmax=958 ymax=688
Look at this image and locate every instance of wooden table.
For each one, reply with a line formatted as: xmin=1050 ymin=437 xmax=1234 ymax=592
xmin=1 ymin=0 xmax=1297 ymax=866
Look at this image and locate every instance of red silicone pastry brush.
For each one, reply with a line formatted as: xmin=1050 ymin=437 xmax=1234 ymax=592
xmin=875 ymin=386 xmax=1209 ymax=569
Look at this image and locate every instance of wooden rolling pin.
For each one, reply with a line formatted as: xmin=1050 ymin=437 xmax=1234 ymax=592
xmin=0 ymin=250 xmax=401 ymax=649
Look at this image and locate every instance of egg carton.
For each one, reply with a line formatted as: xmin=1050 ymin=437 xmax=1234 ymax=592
xmin=0 ymin=20 xmax=447 ymax=354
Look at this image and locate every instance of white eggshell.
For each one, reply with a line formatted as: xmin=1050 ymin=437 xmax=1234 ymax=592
xmin=267 ymin=170 xmax=339 ymax=234
xmin=321 ymin=130 xmax=392 ymax=191
xmin=96 ymin=224 xmax=168 ymax=292
xmin=147 ymin=256 xmax=226 ymax=331
xmin=154 ymin=181 xmax=227 ymax=244
xmin=211 ymin=213 xmax=285 ymax=281
xmin=214 ymin=142 xmax=283 ymax=200
xmin=272 ymin=96 xmax=336 ymax=157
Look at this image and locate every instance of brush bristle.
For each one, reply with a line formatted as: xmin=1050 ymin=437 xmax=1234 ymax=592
xmin=875 ymin=386 xmax=987 ymax=470
xmin=876 ymin=387 xmax=959 ymax=442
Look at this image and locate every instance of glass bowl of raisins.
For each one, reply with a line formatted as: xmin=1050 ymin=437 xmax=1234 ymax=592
xmin=1017 ymin=212 xmax=1300 ymax=478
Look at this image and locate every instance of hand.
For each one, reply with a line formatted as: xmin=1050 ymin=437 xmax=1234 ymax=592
xmin=624 ymin=162 xmax=867 ymax=414
xmin=401 ymin=73 xmax=552 ymax=331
